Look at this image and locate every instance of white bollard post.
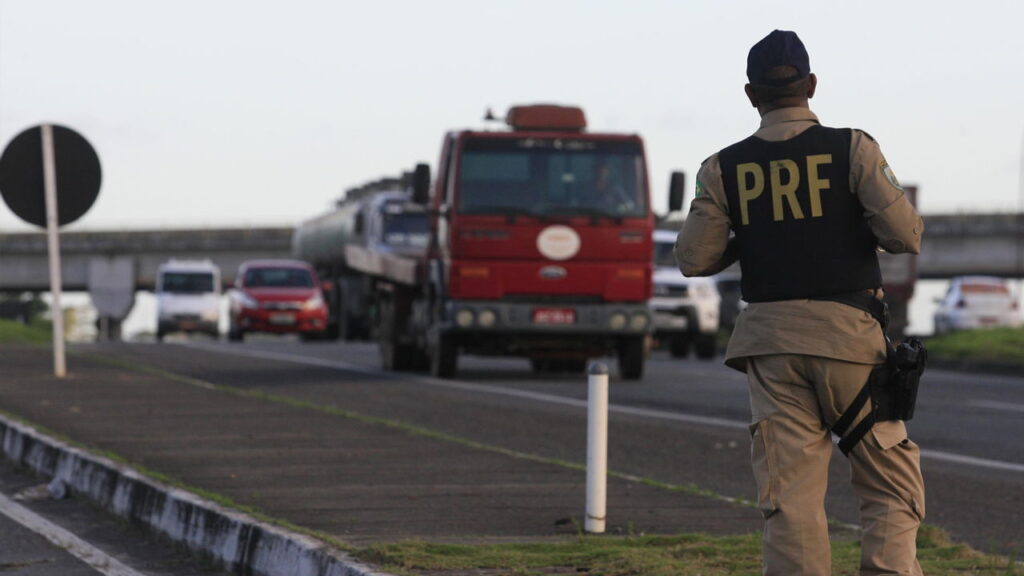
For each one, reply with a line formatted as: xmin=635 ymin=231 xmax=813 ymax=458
xmin=585 ymin=361 xmax=609 ymax=533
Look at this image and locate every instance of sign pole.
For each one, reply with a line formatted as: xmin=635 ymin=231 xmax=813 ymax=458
xmin=41 ymin=124 xmax=66 ymax=378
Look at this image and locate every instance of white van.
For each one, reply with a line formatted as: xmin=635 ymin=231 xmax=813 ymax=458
xmin=651 ymin=229 xmax=721 ymax=358
xmin=155 ymin=259 xmax=222 ymax=341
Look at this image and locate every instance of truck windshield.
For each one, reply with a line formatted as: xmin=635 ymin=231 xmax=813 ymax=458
xmin=160 ymin=272 xmax=215 ymax=294
xmin=383 ymin=213 xmax=429 ymax=248
xmin=244 ymin=268 xmax=314 ymax=288
xmin=457 ymin=138 xmax=646 ymax=218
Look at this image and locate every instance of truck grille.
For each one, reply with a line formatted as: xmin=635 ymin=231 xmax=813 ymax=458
xmin=503 ymin=294 xmax=603 ymax=304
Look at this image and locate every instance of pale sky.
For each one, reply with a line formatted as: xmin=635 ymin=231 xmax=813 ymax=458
xmin=1 ymin=0 xmax=1022 ymax=233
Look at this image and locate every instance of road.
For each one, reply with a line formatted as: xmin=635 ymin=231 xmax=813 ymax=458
xmin=72 ymin=337 xmax=1022 ymax=558
xmin=0 ymin=460 xmax=228 ymax=576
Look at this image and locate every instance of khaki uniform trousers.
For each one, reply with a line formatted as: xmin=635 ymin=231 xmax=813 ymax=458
xmin=747 ymin=354 xmax=925 ymax=576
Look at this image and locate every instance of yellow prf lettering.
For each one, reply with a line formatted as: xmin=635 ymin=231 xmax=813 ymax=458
xmin=806 ymin=154 xmax=831 ymax=217
xmin=736 ymin=163 xmax=764 ymax=226
xmin=770 ymin=159 xmax=803 ymax=221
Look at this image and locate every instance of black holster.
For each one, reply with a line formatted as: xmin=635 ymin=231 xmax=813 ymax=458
xmin=872 ymin=338 xmax=927 ymax=422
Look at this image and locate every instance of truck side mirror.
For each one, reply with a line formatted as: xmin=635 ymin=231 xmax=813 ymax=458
xmin=668 ymin=171 xmax=686 ymax=213
xmin=412 ymin=163 xmax=431 ymax=205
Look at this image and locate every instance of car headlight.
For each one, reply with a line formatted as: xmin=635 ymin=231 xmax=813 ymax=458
xmin=455 ymin=309 xmax=475 ymax=328
xmin=237 ymin=292 xmax=259 ymax=309
xmin=302 ymin=293 xmax=324 ymax=311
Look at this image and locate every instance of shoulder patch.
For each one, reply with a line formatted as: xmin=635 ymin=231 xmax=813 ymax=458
xmin=694 ymin=179 xmax=708 ymax=199
xmin=880 ymin=162 xmax=903 ymax=191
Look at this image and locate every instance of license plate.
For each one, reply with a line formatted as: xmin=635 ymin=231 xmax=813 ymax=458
xmin=269 ymin=313 xmax=296 ymax=325
xmin=532 ymin=308 xmax=576 ymax=325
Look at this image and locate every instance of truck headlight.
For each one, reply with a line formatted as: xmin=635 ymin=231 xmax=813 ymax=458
xmin=455 ymin=309 xmax=475 ymax=328
xmin=629 ymin=312 xmax=649 ymax=331
xmin=609 ymin=312 xmax=627 ymax=330
xmin=478 ymin=309 xmax=497 ymax=328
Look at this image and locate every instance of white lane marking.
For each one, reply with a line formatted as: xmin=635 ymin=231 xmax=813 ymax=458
xmin=919 ymin=450 xmax=1024 ymax=474
xmin=180 ymin=342 xmax=1024 ymax=474
xmin=0 ymin=492 xmax=150 ymax=576
xmin=968 ymin=399 xmax=1024 ymax=414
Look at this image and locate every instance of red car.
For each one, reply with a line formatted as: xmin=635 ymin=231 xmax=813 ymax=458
xmin=227 ymin=259 xmax=328 ymax=341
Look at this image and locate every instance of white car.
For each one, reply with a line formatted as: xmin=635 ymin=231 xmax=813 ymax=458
xmin=651 ymin=230 xmax=721 ymax=358
xmin=155 ymin=259 xmax=222 ymax=341
xmin=933 ymin=276 xmax=1022 ymax=335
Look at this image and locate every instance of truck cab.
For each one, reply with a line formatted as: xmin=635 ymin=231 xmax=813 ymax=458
xmin=405 ymin=104 xmax=655 ymax=379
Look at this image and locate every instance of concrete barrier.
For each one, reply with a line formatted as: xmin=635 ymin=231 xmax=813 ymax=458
xmin=0 ymin=414 xmax=394 ymax=576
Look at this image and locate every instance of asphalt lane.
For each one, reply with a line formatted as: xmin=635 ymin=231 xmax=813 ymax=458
xmin=69 ymin=338 xmax=1024 ymax=555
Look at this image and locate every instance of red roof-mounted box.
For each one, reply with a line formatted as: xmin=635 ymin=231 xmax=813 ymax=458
xmin=505 ymin=104 xmax=587 ymax=132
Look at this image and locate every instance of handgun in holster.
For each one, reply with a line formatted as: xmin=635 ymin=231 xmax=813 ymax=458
xmin=811 ymin=292 xmax=928 ymax=456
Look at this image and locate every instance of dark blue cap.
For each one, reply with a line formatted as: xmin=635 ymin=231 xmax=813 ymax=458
xmin=746 ymin=30 xmax=810 ymax=86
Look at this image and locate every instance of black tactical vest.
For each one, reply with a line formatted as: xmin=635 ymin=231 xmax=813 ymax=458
xmin=719 ymin=124 xmax=881 ymax=302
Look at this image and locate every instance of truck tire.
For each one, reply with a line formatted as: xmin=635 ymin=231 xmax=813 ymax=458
xmin=323 ymin=321 xmax=340 ymax=341
xmin=430 ymin=333 xmax=457 ymax=379
xmin=618 ymin=336 xmax=645 ymax=381
xmin=228 ymin=327 xmax=244 ymax=342
xmin=669 ymin=335 xmax=690 ymax=358
xmin=695 ymin=334 xmax=717 ymax=359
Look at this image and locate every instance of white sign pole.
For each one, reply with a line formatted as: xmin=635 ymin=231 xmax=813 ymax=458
xmin=585 ymin=362 xmax=609 ymax=533
xmin=41 ymin=124 xmax=66 ymax=378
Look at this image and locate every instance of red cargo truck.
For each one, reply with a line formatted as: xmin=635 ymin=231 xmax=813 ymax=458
xmin=364 ymin=104 xmax=665 ymax=380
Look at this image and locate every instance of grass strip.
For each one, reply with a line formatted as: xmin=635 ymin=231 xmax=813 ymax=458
xmin=362 ymin=524 xmax=1017 ymax=576
xmin=927 ymin=327 xmax=1024 ymax=364
xmin=0 ymin=319 xmax=51 ymax=345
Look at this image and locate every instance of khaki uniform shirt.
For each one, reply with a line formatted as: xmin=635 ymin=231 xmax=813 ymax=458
xmin=675 ymin=107 xmax=924 ymax=372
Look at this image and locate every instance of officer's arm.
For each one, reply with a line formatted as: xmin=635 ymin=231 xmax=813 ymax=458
xmin=675 ymin=156 xmax=735 ymax=276
xmin=850 ymin=130 xmax=924 ymax=254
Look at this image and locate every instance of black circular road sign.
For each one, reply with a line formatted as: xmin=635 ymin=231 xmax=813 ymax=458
xmin=0 ymin=124 xmax=102 ymax=227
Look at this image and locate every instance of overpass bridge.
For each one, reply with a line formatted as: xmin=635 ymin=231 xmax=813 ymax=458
xmin=1 ymin=214 xmax=1022 ymax=335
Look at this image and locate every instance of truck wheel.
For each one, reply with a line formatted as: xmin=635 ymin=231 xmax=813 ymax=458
xmin=618 ymin=336 xmax=645 ymax=381
xmin=228 ymin=322 xmax=243 ymax=342
xmin=695 ymin=334 xmax=717 ymax=359
xmin=561 ymin=359 xmax=587 ymax=373
xmin=380 ymin=339 xmax=412 ymax=371
xmin=430 ymin=333 xmax=457 ymax=379
xmin=669 ymin=335 xmax=690 ymax=358
xmin=323 ymin=322 xmax=340 ymax=341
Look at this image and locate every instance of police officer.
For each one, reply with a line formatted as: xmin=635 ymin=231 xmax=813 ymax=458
xmin=676 ymin=30 xmax=926 ymax=576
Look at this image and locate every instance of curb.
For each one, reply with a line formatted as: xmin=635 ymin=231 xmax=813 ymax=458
xmin=0 ymin=414 xmax=395 ymax=576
